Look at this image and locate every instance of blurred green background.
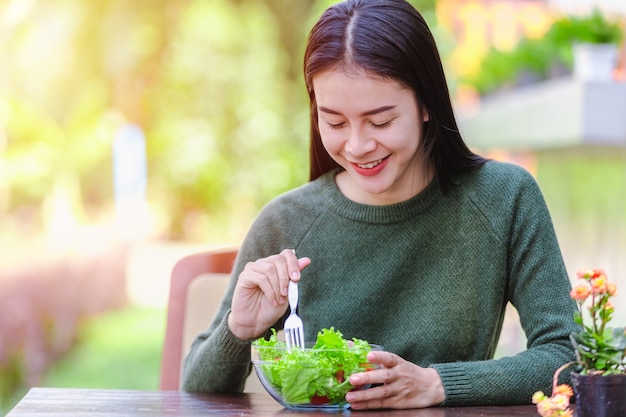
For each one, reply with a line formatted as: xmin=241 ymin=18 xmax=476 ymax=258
xmin=1 ymin=0 xmax=625 ymax=414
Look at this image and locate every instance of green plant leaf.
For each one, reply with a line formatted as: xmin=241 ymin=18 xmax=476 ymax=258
xmin=611 ymin=327 xmax=626 ymax=350
xmin=573 ymin=311 xmax=582 ymax=324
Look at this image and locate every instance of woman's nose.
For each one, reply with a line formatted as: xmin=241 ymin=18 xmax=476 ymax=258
xmin=345 ymin=127 xmax=376 ymax=156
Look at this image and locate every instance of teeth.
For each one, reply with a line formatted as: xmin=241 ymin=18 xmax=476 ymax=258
xmin=357 ymin=159 xmax=383 ymax=169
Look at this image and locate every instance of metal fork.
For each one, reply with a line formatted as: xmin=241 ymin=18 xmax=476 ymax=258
xmin=284 ymin=280 xmax=305 ymax=350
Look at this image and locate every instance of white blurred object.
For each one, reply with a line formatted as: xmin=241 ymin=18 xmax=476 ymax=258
xmin=573 ymin=43 xmax=619 ymax=82
xmin=548 ymin=0 xmax=626 ymax=15
xmin=113 ymin=123 xmax=151 ymax=240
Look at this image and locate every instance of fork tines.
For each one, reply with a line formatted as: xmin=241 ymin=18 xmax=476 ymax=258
xmin=284 ymin=281 xmax=305 ymax=349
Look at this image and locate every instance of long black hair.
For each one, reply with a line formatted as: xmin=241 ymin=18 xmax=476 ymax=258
xmin=303 ymin=0 xmax=486 ymax=191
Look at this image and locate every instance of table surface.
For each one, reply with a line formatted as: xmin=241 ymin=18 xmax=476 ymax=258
xmin=7 ymin=387 xmax=542 ymax=417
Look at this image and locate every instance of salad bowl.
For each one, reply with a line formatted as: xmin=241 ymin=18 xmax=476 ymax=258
xmin=251 ymin=328 xmax=382 ymax=411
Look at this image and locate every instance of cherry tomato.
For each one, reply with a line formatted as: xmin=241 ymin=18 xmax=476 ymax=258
xmin=335 ymin=370 xmax=345 ymax=383
xmin=310 ymin=395 xmax=330 ymax=404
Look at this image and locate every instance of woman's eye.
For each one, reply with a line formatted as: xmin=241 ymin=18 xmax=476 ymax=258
xmin=327 ymin=122 xmax=346 ymax=130
xmin=370 ymin=120 xmax=392 ymax=129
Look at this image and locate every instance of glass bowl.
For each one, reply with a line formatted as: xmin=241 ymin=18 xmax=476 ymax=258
xmin=251 ymin=342 xmax=383 ymax=411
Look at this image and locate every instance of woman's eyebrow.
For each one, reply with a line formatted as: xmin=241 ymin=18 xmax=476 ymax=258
xmin=318 ymin=105 xmax=396 ymax=117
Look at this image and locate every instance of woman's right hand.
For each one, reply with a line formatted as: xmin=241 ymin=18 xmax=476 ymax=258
xmin=228 ymin=249 xmax=311 ymax=341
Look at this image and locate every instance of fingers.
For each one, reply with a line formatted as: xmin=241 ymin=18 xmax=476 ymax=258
xmin=229 ymin=249 xmax=311 ymax=340
xmin=297 ymin=256 xmax=312 ymax=274
xmin=243 ymin=249 xmax=311 ymax=307
xmin=346 ymin=353 xmax=445 ymax=410
xmin=279 ymin=249 xmax=312 ymax=297
xmin=346 ymin=352 xmax=403 ymax=405
xmin=348 ymin=352 xmax=396 ymax=388
xmin=366 ymin=350 xmax=399 ymax=367
xmin=248 ymin=254 xmax=290 ymax=306
xmin=284 ymin=248 xmax=301 ymax=283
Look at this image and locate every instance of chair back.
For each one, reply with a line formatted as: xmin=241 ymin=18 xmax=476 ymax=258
xmin=159 ymin=249 xmax=265 ymax=394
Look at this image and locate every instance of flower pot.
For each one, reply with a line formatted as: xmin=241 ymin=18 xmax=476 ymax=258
xmin=571 ymin=372 xmax=626 ymax=417
xmin=572 ymin=43 xmax=618 ymax=82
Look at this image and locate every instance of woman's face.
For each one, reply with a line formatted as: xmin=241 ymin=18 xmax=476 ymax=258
xmin=313 ymin=69 xmax=430 ymax=205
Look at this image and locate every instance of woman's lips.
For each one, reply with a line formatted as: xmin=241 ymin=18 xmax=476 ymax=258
xmin=351 ymin=156 xmax=389 ymax=177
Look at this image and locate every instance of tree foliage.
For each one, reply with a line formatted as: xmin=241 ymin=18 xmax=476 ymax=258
xmin=0 ymin=0 xmax=437 ymax=241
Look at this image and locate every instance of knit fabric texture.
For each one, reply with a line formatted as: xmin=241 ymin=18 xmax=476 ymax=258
xmin=181 ymin=160 xmax=578 ymax=406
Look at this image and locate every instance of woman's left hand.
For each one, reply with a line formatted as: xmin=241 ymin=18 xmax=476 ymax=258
xmin=345 ymin=351 xmax=445 ymax=409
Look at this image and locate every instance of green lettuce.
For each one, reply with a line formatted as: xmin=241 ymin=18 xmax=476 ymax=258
xmin=253 ymin=327 xmax=374 ymax=405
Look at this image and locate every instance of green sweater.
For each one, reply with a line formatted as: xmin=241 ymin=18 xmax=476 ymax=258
xmin=182 ymin=160 xmax=578 ymax=406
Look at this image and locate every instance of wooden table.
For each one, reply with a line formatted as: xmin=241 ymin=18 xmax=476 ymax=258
xmin=7 ymin=387 xmax=541 ymax=416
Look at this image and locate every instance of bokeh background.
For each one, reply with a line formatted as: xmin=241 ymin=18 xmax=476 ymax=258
xmin=1 ymin=0 xmax=625 ymax=413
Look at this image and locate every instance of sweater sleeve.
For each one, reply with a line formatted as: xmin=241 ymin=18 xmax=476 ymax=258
xmin=431 ymin=166 xmax=578 ymax=406
xmin=181 ymin=314 xmax=254 ymax=392
xmin=181 ymin=187 xmax=316 ymax=392
xmin=179 ymin=212 xmax=278 ymax=392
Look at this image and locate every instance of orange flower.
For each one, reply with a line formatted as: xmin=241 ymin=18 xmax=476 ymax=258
xmin=533 ymin=371 xmax=574 ymax=416
xmin=590 ymin=275 xmax=607 ymax=294
xmin=532 ymin=391 xmax=546 ymax=404
xmin=607 ymin=282 xmax=617 ymax=296
xmin=576 ymin=268 xmax=605 ymax=280
xmin=533 ymin=390 xmax=573 ymax=416
xmin=569 ymin=284 xmax=590 ymax=301
xmin=553 ymin=384 xmax=573 ymax=397
xmin=536 ymin=398 xmax=556 ymax=416
xmin=551 ymin=393 xmax=570 ymax=410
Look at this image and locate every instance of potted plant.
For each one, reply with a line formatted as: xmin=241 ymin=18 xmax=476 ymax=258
xmin=532 ymin=268 xmax=626 ymax=417
xmin=464 ymin=8 xmax=624 ymax=94
xmin=553 ymin=9 xmax=625 ymax=82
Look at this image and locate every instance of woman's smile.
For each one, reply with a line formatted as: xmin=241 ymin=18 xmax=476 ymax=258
xmin=352 ymin=156 xmax=389 ymax=176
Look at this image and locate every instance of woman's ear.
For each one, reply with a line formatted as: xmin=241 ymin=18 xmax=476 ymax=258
xmin=423 ymin=111 xmax=430 ymax=122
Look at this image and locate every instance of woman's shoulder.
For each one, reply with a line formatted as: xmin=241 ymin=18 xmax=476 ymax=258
xmin=478 ymin=159 xmax=534 ymax=180
xmin=467 ymin=159 xmax=539 ymax=190
xmin=459 ymin=159 xmax=545 ymax=206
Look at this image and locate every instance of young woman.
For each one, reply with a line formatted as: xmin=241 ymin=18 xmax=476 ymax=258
xmin=182 ymin=0 xmax=578 ymax=409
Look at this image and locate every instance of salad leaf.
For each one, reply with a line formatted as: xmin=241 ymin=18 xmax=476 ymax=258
xmin=253 ymin=327 xmax=375 ymax=405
